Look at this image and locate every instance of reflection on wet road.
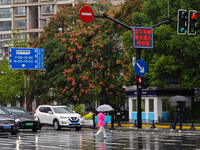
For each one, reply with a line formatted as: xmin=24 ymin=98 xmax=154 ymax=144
xmin=0 ymin=128 xmax=200 ymax=149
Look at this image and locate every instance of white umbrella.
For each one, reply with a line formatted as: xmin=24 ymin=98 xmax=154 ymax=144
xmin=96 ymin=104 xmax=114 ymax=112
xmin=168 ymin=95 xmax=189 ymax=102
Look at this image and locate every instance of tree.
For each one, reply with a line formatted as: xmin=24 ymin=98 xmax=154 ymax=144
xmin=28 ymin=1 xmax=126 ymax=106
xmin=120 ymin=0 xmax=200 ymax=90
xmin=0 ymin=27 xmax=26 ymax=105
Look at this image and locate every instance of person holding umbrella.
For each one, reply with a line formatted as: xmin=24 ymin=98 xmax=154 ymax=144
xmin=170 ymin=101 xmax=184 ymax=132
xmin=95 ymin=104 xmax=114 ymax=138
xmin=95 ymin=111 xmax=107 ymax=139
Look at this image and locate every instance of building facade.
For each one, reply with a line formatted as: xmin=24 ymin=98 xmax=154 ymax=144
xmin=125 ymin=85 xmax=194 ymax=123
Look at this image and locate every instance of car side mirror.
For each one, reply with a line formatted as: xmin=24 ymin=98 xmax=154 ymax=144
xmin=48 ymin=111 xmax=53 ymax=114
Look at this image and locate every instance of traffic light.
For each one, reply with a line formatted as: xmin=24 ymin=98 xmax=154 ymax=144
xmin=177 ymin=9 xmax=187 ymax=34
xmin=136 ymin=77 xmax=149 ymax=89
xmin=136 ymin=77 xmax=143 ymax=89
xmin=142 ymin=77 xmax=149 ymax=89
xmin=188 ymin=10 xmax=199 ymax=35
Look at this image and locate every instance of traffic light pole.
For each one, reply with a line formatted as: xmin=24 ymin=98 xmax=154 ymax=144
xmin=93 ymin=13 xmax=175 ymax=129
xmin=136 ymin=48 xmax=142 ymax=128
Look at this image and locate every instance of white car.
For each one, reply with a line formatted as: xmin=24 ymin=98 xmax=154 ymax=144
xmin=34 ymin=105 xmax=84 ymax=131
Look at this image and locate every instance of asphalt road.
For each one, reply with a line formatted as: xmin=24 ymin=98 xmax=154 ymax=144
xmin=0 ymin=127 xmax=200 ymax=150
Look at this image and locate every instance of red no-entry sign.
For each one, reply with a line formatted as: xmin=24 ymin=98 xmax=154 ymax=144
xmin=79 ymin=6 xmax=94 ymax=23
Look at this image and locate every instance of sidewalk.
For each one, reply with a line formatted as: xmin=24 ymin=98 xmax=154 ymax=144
xmin=85 ymin=121 xmax=200 ymax=132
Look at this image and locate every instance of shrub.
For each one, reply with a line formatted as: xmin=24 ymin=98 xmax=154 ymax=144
xmin=73 ymin=104 xmax=85 ymax=116
xmin=84 ymin=114 xmax=93 ymax=120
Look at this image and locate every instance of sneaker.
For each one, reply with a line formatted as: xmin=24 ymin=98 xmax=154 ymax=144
xmin=178 ymin=130 xmax=182 ymax=133
xmin=170 ymin=129 xmax=174 ymax=132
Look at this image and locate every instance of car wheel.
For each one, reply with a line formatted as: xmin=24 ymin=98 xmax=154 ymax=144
xmin=11 ymin=131 xmax=18 ymax=135
xmin=39 ymin=125 xmax=42 ymax=130
xmin=75 ymin=127 xmax=81 ymax=131
xmin=53 ymin=120 xmax=60 ymax=131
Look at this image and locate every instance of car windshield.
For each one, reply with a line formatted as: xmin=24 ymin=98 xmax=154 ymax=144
xmin=6 ymin=108 xmax=29 ymax=115
xmin=0 ymin=108 xmax=8 ymax=115
xmin=52 ymin=107 xmax=73 ymax=114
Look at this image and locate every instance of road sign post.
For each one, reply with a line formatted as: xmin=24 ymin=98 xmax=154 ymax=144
xmin=9 ymin=48 xmax=44 ymax=110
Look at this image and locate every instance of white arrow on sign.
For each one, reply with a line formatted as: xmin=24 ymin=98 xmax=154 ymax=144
xmin=22 ymin=64 xmax=25 ymax=67
xmin=136 ymin=62 xmax=144 ymax=73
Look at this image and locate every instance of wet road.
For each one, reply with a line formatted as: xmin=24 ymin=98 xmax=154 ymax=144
xmin=0 ymin=127 xmax=200 ymax=150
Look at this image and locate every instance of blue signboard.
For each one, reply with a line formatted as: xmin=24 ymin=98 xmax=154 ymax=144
xmin=9 ymin=48 xmax=44 ymax=70
xmin=134 ymin=60 xmax=147 ymax=76
xmin=38 ymin=48 xmax=44 ymax=70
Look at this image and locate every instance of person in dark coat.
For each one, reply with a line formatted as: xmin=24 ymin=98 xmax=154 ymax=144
xmin=171 ymin=101 xmax=184 ymax=132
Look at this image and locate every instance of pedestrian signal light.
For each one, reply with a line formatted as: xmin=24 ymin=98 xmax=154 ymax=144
xmin=177 ymin=9 xmax=187 ymax=34
xmin=188 ymin=10 xmax=198 ymax=35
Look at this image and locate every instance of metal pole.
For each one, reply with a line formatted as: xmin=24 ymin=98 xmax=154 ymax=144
xmin=134 ymin=23 xmax=142 ymax=129
xmin=24 ymin=71 xmax=27 ymax=110
xmin=136 ymin=47 xmax=142 ymax=128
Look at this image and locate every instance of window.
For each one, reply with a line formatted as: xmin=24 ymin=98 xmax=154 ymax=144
xmin=0 ymin=34 xmax=11 ymax=40
xmin=132 ymin=99 xmax=136 ymax=111
xmin=0 ymin=0 xmax=11 ymax=5
xmin=0 ymin=21 xmax=11 ymax=31
xmin=39 ymin=107 xmax=52 ymax=113
xmin=0 ymin=34 xmax=11 ymax=45
xmin=0 ymin=108 xmax=7 ymax=115
xmin=14 ymin=0 xmax=26 ymax=3
xmin=52 ymin=107 xmax=73 ymax=114
xmin=42 ymin=5 xmax=53 ymax=14
xmin=0 ymin=8 xmax=11 ymax=18
xmin=15 ymin=20 xmax=26 ymax=29
xmin=141 ymin=99 xmax=145 ymax=111
xmin=41 ymin=18 xmax=50 ymax=27
xmin=15 ymin=7 xmax=26 ymax=16
xmin=162 ymin=99 xmax=171 ymax=111
xmin=149 ymin=99 xmax=154 ymax=112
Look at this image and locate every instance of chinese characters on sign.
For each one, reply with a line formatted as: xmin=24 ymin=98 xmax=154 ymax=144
xmin=133 ymin=27 xmax=153 ymax=49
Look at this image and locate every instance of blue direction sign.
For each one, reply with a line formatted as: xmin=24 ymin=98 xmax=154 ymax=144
xmin=134 ymin=60 xmax=147 ymax=76
xmin=38 ymin=48 xmax=44 ymax=70
xmin=9 ymin=48 xmax=44 ymax=70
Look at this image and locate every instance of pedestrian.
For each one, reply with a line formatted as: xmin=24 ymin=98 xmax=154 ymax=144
xmin=170 ymin=101 xmax=184 ymax=132
xmin=95 ymin=111 xmax=107 ymax=139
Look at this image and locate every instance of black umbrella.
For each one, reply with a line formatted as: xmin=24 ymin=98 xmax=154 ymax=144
xmin=168 ymin=95 xmax=189 ymax=102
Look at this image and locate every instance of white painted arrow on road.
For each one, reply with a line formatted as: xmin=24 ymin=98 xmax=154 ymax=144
xmin=136 ymin=62 xmax=144 ymax=73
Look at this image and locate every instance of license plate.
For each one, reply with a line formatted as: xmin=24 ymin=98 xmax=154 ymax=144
xmin=26 ymin=123 xmax=33 ymax=126
xmin=72 ymin=122 xmax=78 ymax=125
xmin=3 ymin=126 xmax=11 ymax=129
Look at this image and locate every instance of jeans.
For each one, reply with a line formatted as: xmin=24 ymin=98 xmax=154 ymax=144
xmin=173 ymin=117 xmax=182 ymax=130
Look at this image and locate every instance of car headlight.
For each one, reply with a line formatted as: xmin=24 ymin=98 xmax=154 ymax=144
xmin=34 ymin=117 xmax=39 ymax=121
xmin=60 ymin=116 xmax=68 ymax=119
xmin=15 ymin=119 xmax=20 ymax=123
